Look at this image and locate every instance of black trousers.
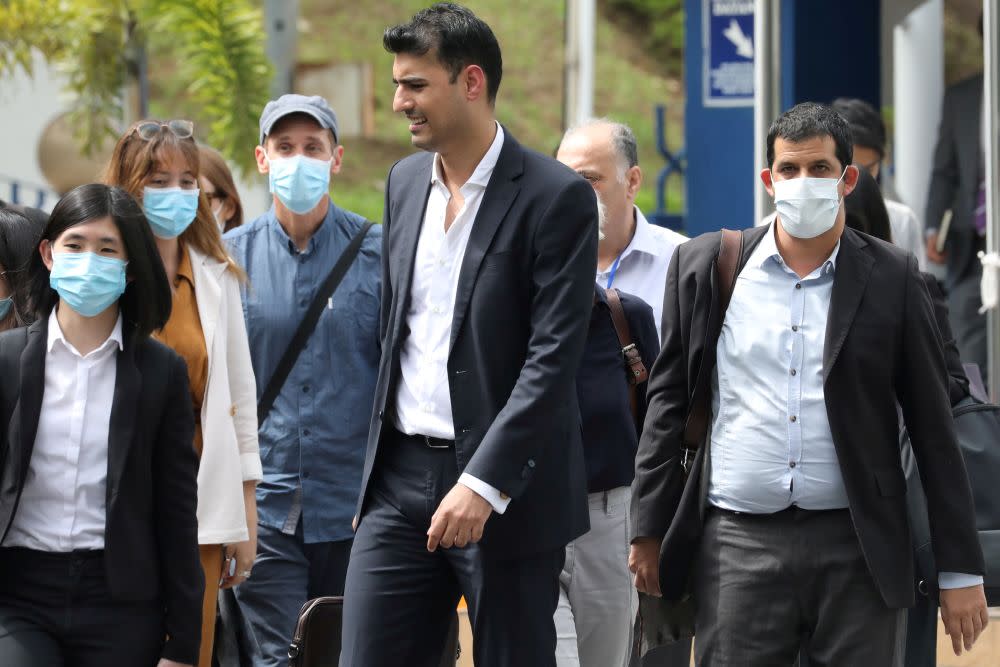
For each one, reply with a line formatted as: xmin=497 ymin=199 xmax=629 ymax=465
xmin=0 ymin=547 xmax=164 ymax=667
xmin=340 ymin=430 xmax=565 ymax=667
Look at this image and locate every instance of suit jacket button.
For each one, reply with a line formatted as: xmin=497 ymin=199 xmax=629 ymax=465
xmin=527 ymin=459 xmax=535 ymax=468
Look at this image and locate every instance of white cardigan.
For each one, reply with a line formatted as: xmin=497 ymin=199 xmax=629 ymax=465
xmin=189 ymin=245 xmax=262 ymax=545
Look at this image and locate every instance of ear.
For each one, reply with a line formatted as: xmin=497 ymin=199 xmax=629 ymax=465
xmin=254 ymin=145 xmax=269 ymax=175
xmin=760 ymin=168 xmax=775 ymax=197
xmin=842 ymin=164 xmax=860 ymax=197
xmin=330 ymin=145 xmax=345 ymax=175
xmin=462 ymin=64 xmax=488 ymax=103
xmin=625 ymin=165 xmax=643 ymax=202
xmin=39 ymin=239 xmax=53 ymax=272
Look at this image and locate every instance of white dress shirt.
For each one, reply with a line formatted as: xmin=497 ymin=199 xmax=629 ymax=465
xmin=4 ymin=310 xmax=123 ymax=552
xmin=394 ymin=122 xmax=510 ymax=514
xmin=884 ymin=199 xmax=926 ymax=271
xmin=595 ymin=207 xmax=686 ymax=340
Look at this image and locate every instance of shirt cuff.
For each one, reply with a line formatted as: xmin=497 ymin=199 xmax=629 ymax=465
xmin=458 ymin=473 xmax=510 ymax=515
xmin=938 ymin=572 xmax=984 ymax=590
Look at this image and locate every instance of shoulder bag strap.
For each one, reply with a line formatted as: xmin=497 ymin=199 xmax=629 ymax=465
xmin=605 ymin=287 xmax=649 ymax=425
xmin=680 ymin=229 xmax=744 ymax=470
xmin=257 ymin=221 xmax=375 ymax=425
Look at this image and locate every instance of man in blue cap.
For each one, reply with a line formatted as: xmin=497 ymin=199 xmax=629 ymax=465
xmin=224 ymin=94 xmax=382 ymax=667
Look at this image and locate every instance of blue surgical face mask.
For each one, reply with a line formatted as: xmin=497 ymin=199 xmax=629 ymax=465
xmin=143 ymin=187 xmax=200 ymax=239
xmin=0 ymin=297 xmax=12 ymax=320
xmin=49 ymin=251 xmax=127 ymax=317
xmin=267 ymin=155 xmax=332 ymax=214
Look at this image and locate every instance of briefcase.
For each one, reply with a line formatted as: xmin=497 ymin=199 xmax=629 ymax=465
xmin=287 ymin=596 xmax=461 ymax=666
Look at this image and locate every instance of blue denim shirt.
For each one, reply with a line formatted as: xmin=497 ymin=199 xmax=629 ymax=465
xmin=225 ymin=201 xmax=381 ymax=543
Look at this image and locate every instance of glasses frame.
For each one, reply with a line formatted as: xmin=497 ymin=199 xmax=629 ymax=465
xmin=133 ymin=119 xmax=195 ymax=142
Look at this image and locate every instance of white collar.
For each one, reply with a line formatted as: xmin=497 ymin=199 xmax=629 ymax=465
xmin=749 ymin=222 xmax=840 ymax=274
xmin=431 ymin=121 xmax=505 ymax=190
xmin=47 ymin=307 xmax=124 ymax=356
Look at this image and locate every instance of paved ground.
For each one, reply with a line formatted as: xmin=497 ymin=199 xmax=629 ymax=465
xmin=452 ymin=609 xmax=1000 ymax=666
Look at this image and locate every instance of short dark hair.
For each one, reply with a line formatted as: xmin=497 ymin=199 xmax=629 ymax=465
xmin=831 ymin=98 xmax=886 ymax=158
xmin=26 ymin=183 xmax=171 ymax=339
xmin=383 ymin=2 xmax=503 ymax=104
xmin=845 ymin=168 xmax=893 ymax=243
xmin=0 ymin=208 xmax=45 ymax=328
xmin=766 ymin=102 xmax=853 ymax=171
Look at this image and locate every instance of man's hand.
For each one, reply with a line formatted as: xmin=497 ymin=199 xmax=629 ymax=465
xmin=220 ymin=537 xmax=256 ymax=590
xmin=926 ymin=232 xmax=947 ymax=265
xmin=427 ymin=484 xmax=493 ymax=552
xmin=629 ymin=537 xmax=662 ymax=597
xmin=940 ymin=584 xmax=989 ymax=656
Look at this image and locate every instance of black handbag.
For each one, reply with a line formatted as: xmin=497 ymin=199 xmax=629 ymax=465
xmin=901 ymin=395 xmax=1000 ymax=604
xmin=634 ymin=229 xmax=744 ymax=656
xmin=287 ymin=596 xmax=460 ymax=667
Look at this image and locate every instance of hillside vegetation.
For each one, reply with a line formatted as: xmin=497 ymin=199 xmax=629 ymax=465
xmin=297 ymin=0 xmax=684 ymax=220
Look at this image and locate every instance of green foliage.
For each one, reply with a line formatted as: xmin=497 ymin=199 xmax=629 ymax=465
xmin=605 ymin=0 xmax=684 ymax=77
xmin=0 ymin=0 xmax=271 ymax=177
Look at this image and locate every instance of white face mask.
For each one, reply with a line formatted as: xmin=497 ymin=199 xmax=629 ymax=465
xmin=772 ymin=169 xmax=846 ymax=239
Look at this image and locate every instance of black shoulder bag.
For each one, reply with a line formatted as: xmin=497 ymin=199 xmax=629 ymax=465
xmin=256 ymin=220 xmax=375 ymax=425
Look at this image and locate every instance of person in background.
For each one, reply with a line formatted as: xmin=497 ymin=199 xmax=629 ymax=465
xmin=553 ymin=198 xmax=660 ymax=667
xmin=0 ymin=208 xmax=45 ymax=331
xmin=925 ymin=13 xmax=989 ymax=385
xmin=199 ymin=146 xmax=244 ymax=233
xmin=105 ymin=119 xmax=262 ymax=667
xmin=0 ymin=183 xmax=202 ymax=666
xmin=225 ymin=94 xmax=381 ymax=667
xmin=557 ymin=119 xmax=686 ymax=337
xmin=0 ymin=199 xmax=49 ymax=230
xmin=831 ymin=97 xmax=926 ymax=269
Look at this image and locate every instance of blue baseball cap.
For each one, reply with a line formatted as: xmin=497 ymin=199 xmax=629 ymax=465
xmin=258 ymin=94 xmax=339 ymax=145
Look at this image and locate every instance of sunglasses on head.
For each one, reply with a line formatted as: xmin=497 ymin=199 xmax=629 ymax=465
xmin=132 ymin=119 xmax=195 ymax=141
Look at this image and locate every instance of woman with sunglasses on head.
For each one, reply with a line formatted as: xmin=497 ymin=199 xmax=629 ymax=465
xmin=0 ymin=183 xmax=202 ymax=666
xmin=0 ymin=208 xmax=45 ymax=332
xmin=105 ymin=119 xmax=262 ymax=667
xmin=198 ymin=146 xmax=244 ymax=234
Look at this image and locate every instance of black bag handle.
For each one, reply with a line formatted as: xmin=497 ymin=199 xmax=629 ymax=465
xmin=257 ymin=221 xmax=375 ymax=425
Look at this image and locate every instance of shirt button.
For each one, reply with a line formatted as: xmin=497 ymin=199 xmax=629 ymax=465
xmin=790 ymin=415 xmax=797 ymax=423
xmin=302 ymin=385 xmax=310 ymax=393
xmin=790 ymin=369 xmax=797 ymax=376
xmin=303 ymin=470 xmax=311 ymax=479
xmin=299 ymin=298 xmax=308 ymax=307
xmin=303 ymin=429 xmax=311 ymax=436
xmin=795 ymin=283 xmax=802 ymax=290
xmin=790 ymin=461 xmax=797 ymax=468
xmin=792 ymin=325 xmax=799 ymax=332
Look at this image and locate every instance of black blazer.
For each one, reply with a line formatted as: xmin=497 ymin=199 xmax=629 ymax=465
xmin=926 ymin=73 xmax=984 ymax=283
xmin=632 ymin=225 xmax=984 ymax=608
xmin=0 ymin=318 xmax=203 ymax=664
xmin=356 ymin=130 xmax=598 ymax=557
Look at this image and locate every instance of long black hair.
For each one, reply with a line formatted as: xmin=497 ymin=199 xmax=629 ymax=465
xmin=845 ymin=168 xmax=893 ymax=244
xmin=0 ymin=208 xmax=44 ymax=329
xmin=26 ymin=183 xmax=171 ymax=338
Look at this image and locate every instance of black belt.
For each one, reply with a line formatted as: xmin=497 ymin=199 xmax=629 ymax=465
xmin=392 ymin=427 xmax=454 ymax=449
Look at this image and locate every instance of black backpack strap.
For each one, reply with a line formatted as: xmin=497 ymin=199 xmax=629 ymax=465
xmin=256 ymin=220 xmax=375 ymax=425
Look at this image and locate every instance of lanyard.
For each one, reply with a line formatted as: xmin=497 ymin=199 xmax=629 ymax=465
xmin=605 ymin=252 xmax=624 ymax=289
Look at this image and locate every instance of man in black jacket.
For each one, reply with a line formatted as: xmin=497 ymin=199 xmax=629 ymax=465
xmin=339 ymin=4 xmax=597 ymax=666
xmin=630 ymin=103 xmax=987 ymax=665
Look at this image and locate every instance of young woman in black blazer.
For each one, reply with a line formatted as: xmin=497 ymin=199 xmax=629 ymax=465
xmin=0 ymin=183 xmax=203 ymax=666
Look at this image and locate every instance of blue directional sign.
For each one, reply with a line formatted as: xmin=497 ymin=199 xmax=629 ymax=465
xmin=703 ymin=0 xmax=755 ymax=107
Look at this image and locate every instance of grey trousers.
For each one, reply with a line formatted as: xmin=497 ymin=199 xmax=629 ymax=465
xmin=555 ymin=486 xmax=636 ymax=667
xmin=694 ymin=507 xmax=905 ymax=667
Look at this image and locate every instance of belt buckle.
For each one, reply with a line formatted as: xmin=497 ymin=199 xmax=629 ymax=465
xmin=423 ymin=435 xmax=451 ymax=449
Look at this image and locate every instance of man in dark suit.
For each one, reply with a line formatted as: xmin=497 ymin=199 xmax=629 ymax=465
xmin=339 ymin=4 xmax=597 ymax=667
xmin=926 ymin=47 xmax=988 ymax=383
xmin=629 ymin=103 xmax=987 ymax=665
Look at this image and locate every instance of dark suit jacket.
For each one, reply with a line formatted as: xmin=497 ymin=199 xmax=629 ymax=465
xmin=0 ymin=319 xmax=203 ymax=664
xmin=356 ymin=129 xmax=598 ymax=557
xmin=632 ymin=225 xmax=984 ymax=608
xmin=926 ymin=73 xmax=984 ymax=284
